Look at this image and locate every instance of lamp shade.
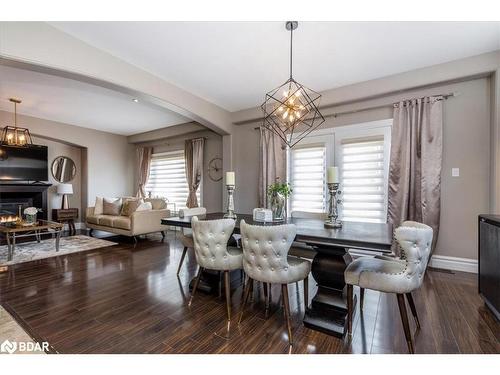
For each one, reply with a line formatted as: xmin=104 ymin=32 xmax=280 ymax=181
xmin=57 ymin=183 xmax=73 ymax=195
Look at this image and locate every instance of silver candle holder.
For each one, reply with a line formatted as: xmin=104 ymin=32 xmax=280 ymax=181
xmin=324 ymin=183 xmax=342 ymax=228
xmin=224 ymin=185 xmax=237 ymax=219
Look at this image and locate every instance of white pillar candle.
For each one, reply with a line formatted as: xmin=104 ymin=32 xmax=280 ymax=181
xmin=226 ymin=171 xmax=235 ymax=186
xmin=327 ymin=166 xmax=339 ymax=184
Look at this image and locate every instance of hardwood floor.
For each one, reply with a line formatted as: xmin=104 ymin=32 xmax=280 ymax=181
xmin=0 ymin=231 xmax=498 ymax=354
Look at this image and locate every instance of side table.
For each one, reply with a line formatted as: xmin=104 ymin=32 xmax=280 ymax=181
xmin=52 ymin=208 xmax=79 ymax=235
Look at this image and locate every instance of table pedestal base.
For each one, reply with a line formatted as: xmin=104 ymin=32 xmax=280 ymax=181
xmin=303 ymin=245 xmax=355 ymax=337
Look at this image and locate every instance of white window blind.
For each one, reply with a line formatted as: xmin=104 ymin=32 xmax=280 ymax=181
xmin=340 ymin=136 xmax=387 ymax=223
xmin=145 ymin=150 xmax=200 ymax=211
xmin=289 ymin=145 xmax=327 ymax=213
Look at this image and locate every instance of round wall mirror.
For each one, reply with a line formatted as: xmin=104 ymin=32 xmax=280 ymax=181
xmin=51 ymin=156 xmax=77 ymax=183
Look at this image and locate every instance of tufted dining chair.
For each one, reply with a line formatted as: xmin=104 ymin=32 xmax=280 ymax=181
xmin=345 ymin=221 xmax=433 ymax=353
xmin=189 ymin=216 xmax=243 ymax=321
xmin=176 ymin=207 xmax=207 ymax=275
xmin=238 ymin=220 xmax=311 ymax=346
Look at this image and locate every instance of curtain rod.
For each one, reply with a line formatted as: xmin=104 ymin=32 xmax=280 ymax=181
xmin=253 ymin=92 xmax=457 ymax=130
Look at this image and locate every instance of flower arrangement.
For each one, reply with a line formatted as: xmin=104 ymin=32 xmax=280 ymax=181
xmin=267 ymin=178 xmax=293 ymax=198
xmin=24 ymin=207 xmax=41 ymax=216
xmin=23 ymin=207 xmax=42 ymax=225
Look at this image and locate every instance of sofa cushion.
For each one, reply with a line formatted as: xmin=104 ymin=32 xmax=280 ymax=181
xmin=136 ymin=201 xmax=153 ymax=211
xmin=87 ymin=215 xmax=105 ymax=225
xmin=94 ymin=197 xmax=104 ymax=215
xmin=112 ymin=216 xmax=132 ymax=230
xmin=103 ymin=198 xmax=122 ymax=215
xmin=98 ymin=216 xmax=115 ymax=227
xmin=145 ymin=198 xmax=167 ymax=210
xmin=97 ymin=215 xmax=131 ymax=230
xmin=120 ymin=198 xmax=143 ymax=216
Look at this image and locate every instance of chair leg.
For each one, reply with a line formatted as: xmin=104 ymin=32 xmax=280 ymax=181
xmin=303 ymin=276 xmax=309 ymax=310
xmin=281 ymin=284 xmax=293 ymax=346
xmin=238 ymin=277 xmax=253 ymax=324
xmin=405 ymin=292 xmax=421 ymax=329
xmin=360 ymin=287 xmax=365 ymax=310
xmin=224 ymin=271 xmax=232 ymax=321
xmin=396 ymin=293 xmax=415 ymax=354
xmin=188 ymin=267 xmax=203 ymax=307
xmin=347 ymin=284 xmax=353 ymax=336
xmin=177 ymin=247 xmax=188 ymax=275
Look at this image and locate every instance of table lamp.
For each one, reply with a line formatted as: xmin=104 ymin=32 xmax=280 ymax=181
xmin=57 ymin=183 xmax=73 ymax=209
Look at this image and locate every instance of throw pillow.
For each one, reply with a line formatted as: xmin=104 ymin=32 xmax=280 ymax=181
xmin=136 ymin=201 xmax=153 ymax=212
xmin=144 ymin=198 xmax=167 ymax=210
xmin=94 ymin=197 xmax=104 ymax=215
xmin=103 ymin=198 xmax=122 ymax=216
xmin=120 ymin=198 xmax=143 ymax=216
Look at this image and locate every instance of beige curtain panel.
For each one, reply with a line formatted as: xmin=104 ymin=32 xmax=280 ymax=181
xmin=388 ymin=96 xmax=443 ymax=253
xmin=258 ymin=126 xmax=287 ymax=208
xmin=136 ymin=147 xmax=153 ymax=198
xmin=185 ymin=138 xmax=205 ymax=208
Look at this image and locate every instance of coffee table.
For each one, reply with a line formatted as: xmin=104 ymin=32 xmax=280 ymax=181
xmin=0 ymin=220 xmax=64 ymax=261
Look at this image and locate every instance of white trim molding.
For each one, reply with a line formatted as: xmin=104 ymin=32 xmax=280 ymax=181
xmin=429 ymin=255 xmax=477 ymax=274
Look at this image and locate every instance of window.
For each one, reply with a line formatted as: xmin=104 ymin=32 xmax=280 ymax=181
xmin=289 ymin=144 xmax=327 ymax=213
xmin=334 ymin=121 xmax=391 ymax=223
xmin=338 ymin=136 xmax=387 ymax=223
xmin=145 ymin=150 xmax=200 ymax=210
xmin=287 ymin=119 xmax=391 ymax=223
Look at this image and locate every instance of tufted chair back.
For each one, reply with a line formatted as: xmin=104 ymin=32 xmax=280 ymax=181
xmin=191 ymin=216 xmax=237 ymax=270
xmin=179 ymin=207 xmax=207 ymax=237
xmin=395 ymin=221 xmax=434 ymax=290
xmin=240 ymin=220 xmax=297 ymax=284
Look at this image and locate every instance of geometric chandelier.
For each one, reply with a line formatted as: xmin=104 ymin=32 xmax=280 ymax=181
xmin=1 ymin=98 xmax=33 ymax=147
xmin=261 ymin=21 xmax=325 ymax=148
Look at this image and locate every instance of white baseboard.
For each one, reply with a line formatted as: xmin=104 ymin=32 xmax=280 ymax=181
xmin=429 ymin=255 xmax=477 ymax=274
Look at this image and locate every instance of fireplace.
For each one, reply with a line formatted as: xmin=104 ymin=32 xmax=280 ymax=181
xmin=0 ymin=183 xmax=51 ymax=222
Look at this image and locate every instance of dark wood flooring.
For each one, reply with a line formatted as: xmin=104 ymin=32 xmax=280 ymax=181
xmin=0 ymin=231 xmax=498 ymax=354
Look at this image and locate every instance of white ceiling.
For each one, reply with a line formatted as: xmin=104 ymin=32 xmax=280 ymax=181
xmin=51 ymin=21 xmax=500 ymax=112
xmin=0 ymin=65 xmax=191 ymax=136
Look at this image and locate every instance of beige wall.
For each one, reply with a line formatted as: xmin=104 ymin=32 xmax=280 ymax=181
xmin=134 ymin=129 xmax=223 ymax=213
xmin=31 ymin=136 xmax=83 ymax=222
xmin=0 ymin=111 xmax=135 ymax=218
xmin=231 ymin=78 xmax=492 ymax=261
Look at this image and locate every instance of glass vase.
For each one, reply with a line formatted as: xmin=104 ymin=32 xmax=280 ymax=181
xmin=270 ymin=192 xmax=286 ymax=221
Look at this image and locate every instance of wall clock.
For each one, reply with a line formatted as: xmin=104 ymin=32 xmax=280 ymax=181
xmin=208 ymin=157 xmax=223 ymax=182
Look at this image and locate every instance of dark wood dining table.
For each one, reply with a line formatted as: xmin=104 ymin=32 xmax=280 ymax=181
xmin=162 ymin=212 xmax=393 ymax=337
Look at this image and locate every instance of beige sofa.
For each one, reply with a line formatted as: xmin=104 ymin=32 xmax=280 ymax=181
xmin=86 ymin=198 xmax=170 ymax=241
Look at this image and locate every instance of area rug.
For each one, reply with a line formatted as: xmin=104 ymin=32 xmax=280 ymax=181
xmin=0 ymin=235 xmax=117 ymax=266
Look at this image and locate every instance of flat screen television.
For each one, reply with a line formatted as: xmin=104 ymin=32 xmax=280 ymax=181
xmin=0 ymin=144 xmax=48 ymax=181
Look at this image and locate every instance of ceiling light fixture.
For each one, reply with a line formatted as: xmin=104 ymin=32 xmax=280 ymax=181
xmin=261 ymin=21 xmax=325 ymax=148
xmin=132 ymin=98 xmax=139 ymax=103
xmin=1 ymin=98 xmax=33 ymax=147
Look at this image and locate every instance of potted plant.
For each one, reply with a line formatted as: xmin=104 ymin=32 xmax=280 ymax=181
xmin=267 ymin=178 xmax=293 ymax=221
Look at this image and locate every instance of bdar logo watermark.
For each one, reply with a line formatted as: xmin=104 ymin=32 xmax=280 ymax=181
xmin=0 ymin=339 xmax=49 ymax=354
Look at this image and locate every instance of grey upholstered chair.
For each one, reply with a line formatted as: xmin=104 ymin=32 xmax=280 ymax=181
xmin=345 ymin=221 xmax=433 ymax=353
xmin=189 ymin=216 xmax=243 ymax=321
xmin=289 ymin=211 xmax=327 ymax=259
xmin=177 ymin=207 xmax=207 ymax=275
xmin=238 ymin=220 xmax=311 ymax=345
